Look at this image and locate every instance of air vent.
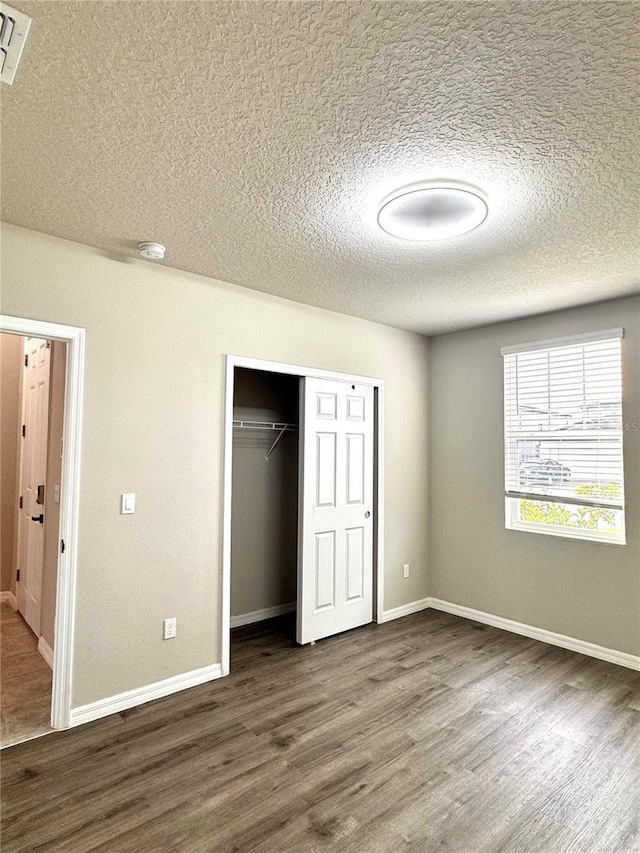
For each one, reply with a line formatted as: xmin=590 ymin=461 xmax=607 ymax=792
xmin=0 ymin=2 xmax=31 ymax=85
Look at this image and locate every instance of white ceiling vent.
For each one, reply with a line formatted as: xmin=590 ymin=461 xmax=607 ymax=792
xmin=0 ymin=3 xmax=31 ymax=85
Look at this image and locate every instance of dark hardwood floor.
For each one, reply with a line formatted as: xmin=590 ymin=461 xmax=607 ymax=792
xmin=2 ymin=609 xmax=639 ymax=852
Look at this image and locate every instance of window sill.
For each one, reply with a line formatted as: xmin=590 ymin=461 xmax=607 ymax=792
xmin=506 ymin=520 xmax=626 ymax=546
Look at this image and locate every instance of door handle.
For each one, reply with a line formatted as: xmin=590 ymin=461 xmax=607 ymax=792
xmin=365 ymin=510 xmax=371 ymax=518
xmin=31 ymin=514 xmax=44 ymax=524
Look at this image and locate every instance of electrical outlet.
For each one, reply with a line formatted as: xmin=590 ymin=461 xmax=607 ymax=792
xmin=163 ymin=617 xmax=176 ymax=640
xmin=403 ymin=563 xmax=410 ymax=579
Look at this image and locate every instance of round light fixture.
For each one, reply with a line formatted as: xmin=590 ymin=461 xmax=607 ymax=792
xmin=138 ymin=241 xmax=166 ymax=260
xmin=377 ymin=181 xmax=488 ymax=241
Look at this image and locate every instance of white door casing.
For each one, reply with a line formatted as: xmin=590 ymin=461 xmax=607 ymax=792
xmin=1 ymin=315 xmax=85 ymax=732
xmin=298 ymin=377 xmax=374 ymax=645
xmin=17 ymin=337 xmax=51 ymax=636
xmin=222 ymin=354 xmax=384 ymax=677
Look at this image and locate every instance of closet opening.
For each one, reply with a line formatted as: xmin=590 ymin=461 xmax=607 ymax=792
xmin=230 ymin=368 xmax=300 ymax=649
xmin=222 ymin=354 xmax=384 ymax=676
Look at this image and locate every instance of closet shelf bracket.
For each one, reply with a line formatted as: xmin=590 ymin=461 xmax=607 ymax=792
xmin=265 ymin=425 xmax=289 ymax=460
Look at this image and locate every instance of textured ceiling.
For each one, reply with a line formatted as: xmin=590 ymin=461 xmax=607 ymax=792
xmin=2 ymin=0 xmax=639 ymax=335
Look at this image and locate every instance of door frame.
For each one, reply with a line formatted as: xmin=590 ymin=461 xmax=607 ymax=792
xmin=221 ymin=355 xmax=384 ymax=676
xmin=1 ymin=315 xmax=85 ymax=730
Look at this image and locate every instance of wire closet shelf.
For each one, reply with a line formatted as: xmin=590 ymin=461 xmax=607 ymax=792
xmin=232 ymin=420 xmax=298 ymax=459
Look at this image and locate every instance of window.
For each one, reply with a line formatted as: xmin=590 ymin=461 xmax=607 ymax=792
xmin=502 ymin=329 xmax=625 ymax=544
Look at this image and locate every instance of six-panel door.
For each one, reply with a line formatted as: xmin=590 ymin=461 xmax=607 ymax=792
xmin=297 ymin=377 xmax=374 ymax=645
xmin=18 ymin=337 xmax=51 ymax=636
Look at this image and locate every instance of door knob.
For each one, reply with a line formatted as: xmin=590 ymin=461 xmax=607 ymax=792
xmin=365 ymin=511 xmax=371 ymax=518
xmin=31 ymin=514 xmax=44 ymax=524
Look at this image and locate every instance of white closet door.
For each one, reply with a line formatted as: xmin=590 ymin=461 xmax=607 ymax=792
xmin=297 ymin=377 xmax=374 ymax=645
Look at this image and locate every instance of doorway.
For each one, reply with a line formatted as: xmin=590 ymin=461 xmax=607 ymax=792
xmin=222 ymin=356 xmax=384 ymax=676
xmin=0 ymin=315 xmax=85 ymax=738
xmin=230 ymin=368 xmax=299 ymax=636
xmin=1 ymin=334 xmax=66 ymax=746
xmin=229 ymin=368 xmax=299 ymax=653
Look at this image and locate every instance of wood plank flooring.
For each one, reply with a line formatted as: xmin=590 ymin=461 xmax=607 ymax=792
xmin=1 ymin=602 xmax=53 ymax=748
xmin=1 ymin=609 xmax=640 ymax=852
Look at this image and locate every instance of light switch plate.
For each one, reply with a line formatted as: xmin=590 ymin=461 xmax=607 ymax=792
xmin=121 ymin=493 xmax=135 ymax=514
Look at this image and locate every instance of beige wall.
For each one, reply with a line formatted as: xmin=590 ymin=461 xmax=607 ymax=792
xmin=429 ymin=295 xmax=640 ymax=656
xmin=41 ymin=341 xmax=67 ymax=649
xmin=0 ymin=333 xmax=22 ymax=591
xmin=231 ymin=369 xmax=298 ymax=618
xmin=1 ymin=223 xmax=430 ymax=707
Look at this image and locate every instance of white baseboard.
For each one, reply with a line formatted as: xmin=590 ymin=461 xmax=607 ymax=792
xmin=382 ymin=597 xmax=431 ymax=623
xmin=69 ymin=663 xmax=223 ymax=727
xmin=64 ymin=595 xmax=639 ymax=730
xmin=0 ymin=591 xmax=17 ymax=610
xmin=427 ymin=597 xmax=640 ymax=672
xmin=38 ymin=636 xmax=54 ymax=669
xmin=231 ymin=602 xmax=296 ymax=629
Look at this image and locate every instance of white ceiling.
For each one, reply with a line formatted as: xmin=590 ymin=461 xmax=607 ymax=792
xmin=2 ymin=1 xmax=639 ymax=335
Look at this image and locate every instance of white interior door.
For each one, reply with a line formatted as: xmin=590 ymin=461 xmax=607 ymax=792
xmin=298 ymin=377 xmax=374 ymax=645
xmin=17 ymin=336 xmax=51 ymax=636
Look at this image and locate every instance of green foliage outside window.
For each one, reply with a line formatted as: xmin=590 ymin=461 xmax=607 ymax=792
xmin=520 ymin=483 xmax=622 ymax=530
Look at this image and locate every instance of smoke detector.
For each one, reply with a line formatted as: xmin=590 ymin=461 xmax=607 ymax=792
xmin=0 ymin=3 xmax=32 ymax=85
xmin=138 ymin=242 xmax=166 ymax=260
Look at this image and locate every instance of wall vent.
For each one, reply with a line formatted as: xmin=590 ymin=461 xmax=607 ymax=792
xmin=0 ymin=3 xmax=31 ymax=85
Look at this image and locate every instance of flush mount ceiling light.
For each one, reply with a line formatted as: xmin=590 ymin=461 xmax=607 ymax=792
xmin=377 ymin=181 xmax=489 ymax=241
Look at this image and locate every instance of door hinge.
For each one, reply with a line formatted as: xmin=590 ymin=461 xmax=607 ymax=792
xmin=22 ymin=424 xmax=26 ymax=437
xmin=16 ymin=569 xmax=20 ymax=582
xmin=24 ymin=354 xmax=28 ymax=367
xmin=61 ymin=539 xmax=65 ymax=554
xmin=19 ymin=495 xmax=23 ymax=509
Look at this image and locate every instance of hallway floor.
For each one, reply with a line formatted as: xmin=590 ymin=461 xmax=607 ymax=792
xmin=1 ymin=602 xmax=53 ymax=749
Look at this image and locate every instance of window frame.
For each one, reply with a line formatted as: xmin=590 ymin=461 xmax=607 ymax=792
xmin=502 ymin=329 xmax=626 ymax=546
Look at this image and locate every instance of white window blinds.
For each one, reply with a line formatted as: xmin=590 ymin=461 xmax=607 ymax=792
xmin=502 ymin=329 xmax=625 ymax=544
